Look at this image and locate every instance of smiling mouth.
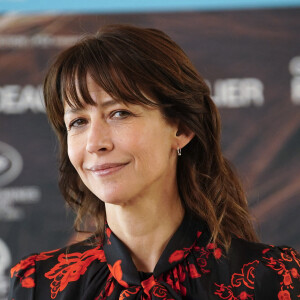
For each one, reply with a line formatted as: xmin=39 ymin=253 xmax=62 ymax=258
xmin=88 ymin=163 xmax=129 ymax=176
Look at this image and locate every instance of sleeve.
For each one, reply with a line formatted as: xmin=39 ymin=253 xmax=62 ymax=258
xmin=254 ymin=245 xmax=300 ymax=299
xmin=8 ymin=254 xmax=37 ymax=300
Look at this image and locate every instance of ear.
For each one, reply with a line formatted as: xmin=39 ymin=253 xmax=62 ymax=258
xmin=174 ymin=122 xmax=195 ymax=149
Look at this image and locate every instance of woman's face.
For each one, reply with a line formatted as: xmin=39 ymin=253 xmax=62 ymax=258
xmin=64 ymin=75 xmax=180 ymax=205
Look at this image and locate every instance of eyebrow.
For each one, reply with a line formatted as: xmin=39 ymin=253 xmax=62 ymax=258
xmin=64 ymin=99 xmax=119 ymax=115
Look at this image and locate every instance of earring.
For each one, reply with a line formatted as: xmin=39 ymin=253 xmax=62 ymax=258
xmin=177 ymin=147 xmax=182 ymax=156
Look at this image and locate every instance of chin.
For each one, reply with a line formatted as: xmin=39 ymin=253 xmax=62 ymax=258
xmin=92 ymin=190 xmax=130 ymax=206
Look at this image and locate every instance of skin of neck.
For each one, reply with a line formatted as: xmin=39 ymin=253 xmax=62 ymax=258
xmin=105 ymin=176 xmax=184 ymax=273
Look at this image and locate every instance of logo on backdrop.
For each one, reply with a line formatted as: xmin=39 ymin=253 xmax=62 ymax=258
xmin=207 ymin=78 xmax=264 ymax=108
xmin=0 ymin=142 xmax=41 ymax=298
xmin=0 ymin=141 xmax=23 ymax=187
xmin=0 ymin=85 xmax=44 ymax=114
xmin=289 ymin=56 xmax=300 ymax=104
xmin=0 ymin=141 xmax=41 ymax=221
xmin=0 ymin=238 xmax=11 ymax=300
xmin=0 ymin=34 xmax=79 ymax=49
xmin=0 ymin=79 xmax=266 ymax=114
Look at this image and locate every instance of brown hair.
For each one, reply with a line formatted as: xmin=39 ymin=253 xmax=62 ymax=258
xmin=43 ymin=24 xmax=259 ymax=250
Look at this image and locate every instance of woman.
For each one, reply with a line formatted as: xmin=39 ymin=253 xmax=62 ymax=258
xmin=9 ymin=24 xmax=300 ymax=299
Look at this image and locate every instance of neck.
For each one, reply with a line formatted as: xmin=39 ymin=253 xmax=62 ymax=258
xmin=105 ymin=191 xmax=184 ymax=272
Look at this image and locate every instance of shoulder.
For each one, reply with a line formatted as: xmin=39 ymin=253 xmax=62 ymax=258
xmin=229 ymin=236 xmax=300 ymax=266
xmin=226 ymin=237 xmax=300 ymax=299
xmin=10 ymin=235 xmax=104 ymax=279
xmin=9 ymin=235 xmax=106 ymax=300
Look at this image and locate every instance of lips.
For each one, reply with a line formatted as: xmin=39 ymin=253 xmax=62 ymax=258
xmin=87 ymin=162 xmax=129 ymax=176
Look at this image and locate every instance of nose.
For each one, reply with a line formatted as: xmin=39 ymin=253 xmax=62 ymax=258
xmin=86 ymin=122 xmax=113 ymax=154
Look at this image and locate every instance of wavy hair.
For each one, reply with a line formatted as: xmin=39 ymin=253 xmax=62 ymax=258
xmin=43 ymin=24 xmax=259 ymax=250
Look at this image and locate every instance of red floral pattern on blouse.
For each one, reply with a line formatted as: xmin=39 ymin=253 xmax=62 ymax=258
xmin=162 ymin=263 xmax=187 ymax=296
xmin=119 ymin=275 xmax=176 ymax=300
xmin=94 ymin=273 xmax=115 ymax=300
xmin=168 ymin=231 xmax=202 ymax=264
xmin=44 ymin=246 xmax=106 ymax=299
xmin=261 ymin=246 xmax=300 ymax=299
xmin=10 ymin=249 xmax=58 ymax=288
xmin=214 ymin=260 xmax=258 ymax=299
xmin=108 ymin=260 xmax=129 ymax=288
xmin=9 ymin=214 xmax=300 ymax=299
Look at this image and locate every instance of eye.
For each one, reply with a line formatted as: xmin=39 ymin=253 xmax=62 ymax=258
xmin=67 ymin=118 xmax=87 ymax=130
xmin=111 ymin=110 xmax=131 ymax=119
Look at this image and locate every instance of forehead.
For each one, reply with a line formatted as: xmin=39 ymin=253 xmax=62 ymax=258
xmin=85 ymin=74 xmax=103 ymax=93
xmin=83 ymin=75 xmax=113 ymax=104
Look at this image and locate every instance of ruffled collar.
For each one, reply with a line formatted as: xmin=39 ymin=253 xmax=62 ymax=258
xmin=103 ymin=211 xmax=209 ymax=288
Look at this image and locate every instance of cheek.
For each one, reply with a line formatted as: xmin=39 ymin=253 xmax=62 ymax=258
xmin=128 ymin=130 xmax=170 ymax=169
xmin=67 ymin=137 xmax=83 ymax=169
xmin=114 ymin=125 xmax=147 ymax=151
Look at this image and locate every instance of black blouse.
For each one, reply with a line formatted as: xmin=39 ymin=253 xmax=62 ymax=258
xmin=9 ymin=213 xmax=300 ymax=299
